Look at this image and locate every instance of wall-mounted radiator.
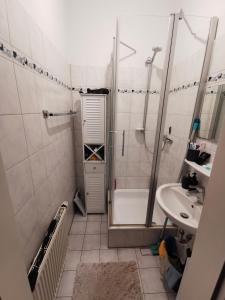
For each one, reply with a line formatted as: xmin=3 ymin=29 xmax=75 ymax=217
xmin=28 ymin=201 xmax=69 ymax=300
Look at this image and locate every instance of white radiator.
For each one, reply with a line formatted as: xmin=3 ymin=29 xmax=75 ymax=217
xmin=30 ymin=201 xmax=69 ymax=300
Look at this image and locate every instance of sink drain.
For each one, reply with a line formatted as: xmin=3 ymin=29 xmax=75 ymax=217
xmin=180 ymin=212 xmax=189 ymax=219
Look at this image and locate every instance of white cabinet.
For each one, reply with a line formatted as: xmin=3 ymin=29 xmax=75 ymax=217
xmin=82 ymin=95 xmax=105 ymax=144
xmin=85 ymin=172 xmax=105 ymax=213
xmin=81 ymin=94 xmax=106 ymax=213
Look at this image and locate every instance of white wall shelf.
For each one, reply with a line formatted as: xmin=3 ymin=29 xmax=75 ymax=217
xmin=184 ymin=159 xmax=211 ymax=177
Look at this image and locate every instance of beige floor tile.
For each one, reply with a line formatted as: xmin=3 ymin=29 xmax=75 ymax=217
xmin=144 ymin=293 xmax=174 ymax=300
xmin=64 ymin=250 xmax=81 ymax=270
xmin=136 ymin=249 xmax=159 ymax=268
xmin=83 ymin=234 xmax=100 ymax=250
xmin=87 ymin=214 xmax=101 ymax=222
xmin=100 ymin=249 xmax=118 ymax=262
xmin=73 ymin=214 xmax=87 ymax=222
xmin=140 ymin=268 xmax=167 ymax=294
xmin=81 ymin=250 xmax=100 ymax=263
xmin=57 ymin=271 xmax=76 ymax=297
xmin=70 ymin=222 xmax=86 ymax=234
xmin=100 ymin=234 xmax=108 ymax=249
xmin=100 ymin=222 xmax=108 ymax=234
xmin=68 ymin=235 xmax=84 ymax=251
xmin=86 ymin=221 xmax=101 ymax=234
xmin=118 ymin=248 xmax=137 ymax=262
xmin=101 ymin=214 xmax=108 ymax=222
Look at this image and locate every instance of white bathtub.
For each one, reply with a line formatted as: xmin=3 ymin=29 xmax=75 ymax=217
xmin=112 ymin=189 xmax=166 ymax=225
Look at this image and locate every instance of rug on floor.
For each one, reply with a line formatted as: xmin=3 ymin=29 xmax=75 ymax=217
xmin=73 ymin=261 xmax=143 ymax=300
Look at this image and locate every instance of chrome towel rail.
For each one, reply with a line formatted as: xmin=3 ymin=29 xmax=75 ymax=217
xmin=42 ymin=110 xmax=76 ymax=119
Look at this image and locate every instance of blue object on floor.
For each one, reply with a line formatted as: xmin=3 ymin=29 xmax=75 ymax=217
xmin=165 ymin=265 xmax=182 ymax=290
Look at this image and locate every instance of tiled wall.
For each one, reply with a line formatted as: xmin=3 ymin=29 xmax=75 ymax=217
xmin=199 ymin=86 xmax=218 ymax=139
xmin=114 ymin=91 xmax=159 ymax=189
xmin=114 ymin=65 xmax=160 ymax=189
xmin=157 ymin=52 xmax=203 ymax=186
xmin=0 ymin=0 xmax=76 ymax=269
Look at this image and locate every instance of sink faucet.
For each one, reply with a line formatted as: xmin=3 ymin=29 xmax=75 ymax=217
xmin=186 ymin=186 xmax=205 ymax=204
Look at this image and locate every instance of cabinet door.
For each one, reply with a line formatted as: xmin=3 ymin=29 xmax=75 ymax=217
xmin=85 ymin=173 xmax=105 ymax=213
xmin=82 ymin=96 xmax=105 ymax=144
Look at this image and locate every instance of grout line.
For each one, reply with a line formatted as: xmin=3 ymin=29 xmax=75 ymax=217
xmin=135 ymin=249 xmax=144 ymax=294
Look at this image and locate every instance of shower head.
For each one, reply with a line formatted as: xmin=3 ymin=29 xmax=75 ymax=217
xmin=152 ymin=46 xmax=162 ymax=53
xmin=145 ymin=46 xmax=162 ymax=65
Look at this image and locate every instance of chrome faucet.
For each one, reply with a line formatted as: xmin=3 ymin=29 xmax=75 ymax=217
xmin=186 ymin=186 xmax=205 ymax=204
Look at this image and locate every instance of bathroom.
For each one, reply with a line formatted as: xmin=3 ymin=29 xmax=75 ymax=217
xmin=0 ymin=0 xmax=225 ymax=299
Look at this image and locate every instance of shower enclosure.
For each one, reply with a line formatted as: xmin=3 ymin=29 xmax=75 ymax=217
xmin=108 ymin=11 xmax=218 ymax=245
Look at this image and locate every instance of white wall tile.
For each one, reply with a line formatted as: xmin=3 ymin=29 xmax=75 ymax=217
xmin=115 ymin=112 xmax=130 ymax=130
xmin=147 ymin=94 xmax=160 ymax=114
xmin=6 ymin=159 xmax=34 ymax=214
xmin=117 ymin=93 xmax=131 ymax=113
xmin=128 ymin=130 xmax=144 ymax=146
xmin=127 ymin=146 xmax=141 ymax=162
xmin=7 ymin=0 xmax=31 ymax=56
xmin=15 ymin=195 xmax=38 ymax=248
xmin=15 ymin=64 xmax=39 ymax=113
xmin=129 ymin=113 xmax=143 ymax=130
xmin=23 ymin=114 xmax=43 ymax=155
xmin=209 ymin=33 xmax=225 ymax=75
xmin=127 ymin=162 xmax=144 ymax=177
xmin=131 ymin=93 xmax=145 ymax=113
xmin=44 ymin=142 xmax=59 ymax=176
xmin=35 ymin=180 xmax=53 ymax=223
xmin=0 ymin=0 xmax=9 ymax=42
xmin=126 ymin=177 xmax=149 ymax=189
xmin=115 ymin=162 xmax=127 ymax=177
xmin=0 ymin=56 xmax=21 ymax=114
xmin=29 ymin=149 xmax=47 ymax=190
xmin=29 ymin=21 xmax=45 ymax=66
xmin=35 ymin=74 xmax=47 ymax=111
xmin=0 ymin=115 xmax=28 ymax=169
xmin=116 ymin=177 xmax=127 ymax=189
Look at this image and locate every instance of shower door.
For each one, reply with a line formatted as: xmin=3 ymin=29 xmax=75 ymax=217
xmin=110 ymin=15 xmax=172 ymax=225
xmin=150 ymin=14 xmax=215 ymax=226
xmin=109 ymin=12 xmax=217 ymax=227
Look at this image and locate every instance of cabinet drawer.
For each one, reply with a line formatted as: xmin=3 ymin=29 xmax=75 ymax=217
xmin=85 ymin=163 xmax=105 ymax=173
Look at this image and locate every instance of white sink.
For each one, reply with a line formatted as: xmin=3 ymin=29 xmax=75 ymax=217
xmin=156 ymin=183 xmax=202 ymax=234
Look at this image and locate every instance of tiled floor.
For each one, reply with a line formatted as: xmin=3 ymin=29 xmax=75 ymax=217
xmin=57 ymin=214 xmax=176 ymax=300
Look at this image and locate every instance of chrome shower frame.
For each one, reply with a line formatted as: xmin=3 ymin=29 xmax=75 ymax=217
xmin=108 ymin=12 xmax=219 ymax=232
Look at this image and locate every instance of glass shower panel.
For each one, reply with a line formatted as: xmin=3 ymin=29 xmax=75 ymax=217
xmin=112 ymin=15 xmax=170 ymax=225
xmin=152 ymin=15 xmax=211 ymax=225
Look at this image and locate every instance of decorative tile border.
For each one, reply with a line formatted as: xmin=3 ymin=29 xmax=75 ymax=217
xmin=0 ymin=41 xmax=72 ymax=90
xmin=169 ymin=81 xmax=199 ymax=93
xmin=206 ymin=90 xmax=218 ymax=95
xmin=208 ymin=72 xmax=225 ymax=82
xmin=3 ymin=34 xmax=222 ymax=96
xmin=117 ymin=88 xmax=160 ymax=94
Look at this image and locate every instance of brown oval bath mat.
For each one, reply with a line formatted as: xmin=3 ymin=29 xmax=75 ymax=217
xmin=73 ymin=261 xmax=143 ymax=300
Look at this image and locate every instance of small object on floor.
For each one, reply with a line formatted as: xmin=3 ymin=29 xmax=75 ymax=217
xmin=165 ymin=264 xmax=182 ymax=291
xmin=159 ymin=240 xmax=167 ymax=257
xmin=149 ymin=242 xmax=160 ymax=256
xmin=73 ymin=261 xmax=143 ymax=300
xmin=73 ymin=191 xmax=86 ymax=216
xmin=140 ymin=248 xmax=152 ymax=256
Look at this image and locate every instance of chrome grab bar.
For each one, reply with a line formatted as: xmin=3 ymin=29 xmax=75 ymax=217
xmin=42 ymin=110 xmax=76 ymax=119
xmin=122 ymin=130 xmax=125 ymax=156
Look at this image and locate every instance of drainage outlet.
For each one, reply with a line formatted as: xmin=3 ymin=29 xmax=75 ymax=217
xmin=180 ymin=212 xmax=189 ymax=219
